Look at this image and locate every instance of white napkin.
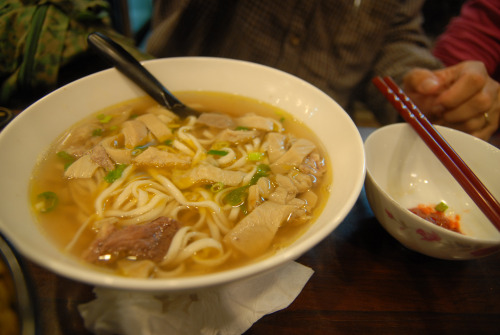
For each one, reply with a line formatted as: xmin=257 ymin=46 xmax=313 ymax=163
xmin=78 ymin=261 xmax=313 ymax=335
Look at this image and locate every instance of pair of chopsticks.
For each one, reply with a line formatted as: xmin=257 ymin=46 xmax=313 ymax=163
xmin=373 ymin=76 xmax=500 ymax=231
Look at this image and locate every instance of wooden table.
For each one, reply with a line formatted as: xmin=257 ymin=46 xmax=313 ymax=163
xmin=15 ymin=128 xmax=500 ymax=334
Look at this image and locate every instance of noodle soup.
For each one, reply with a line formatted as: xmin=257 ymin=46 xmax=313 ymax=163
xmin=30 ymin=92 xmax=331 ymax=278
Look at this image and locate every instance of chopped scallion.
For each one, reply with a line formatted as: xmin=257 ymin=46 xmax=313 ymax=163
xmin=36 ymin=191 xmax=58 ymax=213
xmin=249 ymin=164 xmax=270 ymax=185
xmin=56 ymin=151 xmax=75 ymax=170
xmin=248 ymin=152 xmax=264 ymax=161
xmin=224 ymin=186 xmax=249 ymax=206
xmin=435 ymin=201 xmax=448 ymax=213
xmin=97 ymin=114 xmax=113 ymax=123
xmin=104 ymin=164 xmax=127 ymax=183
xmin=131 ymin=143 xmax=151 ymax=156
xmin=224 ymin=164 xmax=271 ymax=208
xmin=208 ymin=149 xmax=229 ymax=156
xmin=210 ymin=182 xmax=224 ymax=193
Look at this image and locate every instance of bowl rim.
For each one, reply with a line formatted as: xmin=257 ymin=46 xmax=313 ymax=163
xmin=364 ymin=123 xmax=500 ymax=244
xmin=0 ymin=56 xmax=366 ymax=291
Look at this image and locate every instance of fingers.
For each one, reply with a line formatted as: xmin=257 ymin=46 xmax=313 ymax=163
xmin=433 ymin=61 xmax=487 ymax=111
xmin=470 ymin=112 xmax=499 ymax=140
xmin=403 ymin=69 xmax=443 ymax=118
xmin=404 ymin=61 xmax=500 ymax=140
xmin=403 ymin=68 xmax=442 ymax=95
xmin=441 ymin=76 xmax=498 ymax=124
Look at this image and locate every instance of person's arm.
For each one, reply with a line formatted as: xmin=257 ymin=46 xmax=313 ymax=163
xmin=402 ymin=0 xmax=500 ymax=140
xmin=433 ymin=0 xmax=500 ymax=79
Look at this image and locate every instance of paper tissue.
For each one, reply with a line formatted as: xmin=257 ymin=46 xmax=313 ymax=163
xmin=79 ymin=261 xmax=313 ymax=335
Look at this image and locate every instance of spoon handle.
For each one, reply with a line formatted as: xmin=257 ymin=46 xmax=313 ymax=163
xmin=87 ymin=32 xmax=183 ymax=110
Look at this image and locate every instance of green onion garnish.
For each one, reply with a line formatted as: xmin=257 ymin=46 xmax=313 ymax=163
xmin=210 ymin=182 xmax=224 ymax=193
xmin=97 ymin=114 xmax=113 ymax=123
xmin=249 ymin=164 xmax=270 ymax=185
xmin=248 ymin=152 xmax=264 ymax=161
xmin=435 ymin=201 xmax=448 ymax=213
xmin=224 ymin=186 xmax=249 ymax=206
xmin=104 ymin=164 xmax=127 ymax=183
xmin=223 ymin=164 xmax=271 ymax=207
xmin=208 ymin=149 xmax=229 ymax=156
xmin=56 ymin=151 xmax=75 ymax=170
xmin=36 ymin=191 xmax=58 ymax=213
xmin=131 ymin=143 xmax=152 ymax=156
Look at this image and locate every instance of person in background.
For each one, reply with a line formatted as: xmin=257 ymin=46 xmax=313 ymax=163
xmin=146 ymin=0 xmax=499 ymax=140
xmin=432 ymin=0 xmax=500 ymax=139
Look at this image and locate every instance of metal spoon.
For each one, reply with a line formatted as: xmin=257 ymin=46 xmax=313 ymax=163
xmin=87 ymin=32 xmax=199 ymax=118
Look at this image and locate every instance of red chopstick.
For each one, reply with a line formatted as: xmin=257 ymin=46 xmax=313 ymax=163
xmin=372 ymin=76 xmax=500 ymax=231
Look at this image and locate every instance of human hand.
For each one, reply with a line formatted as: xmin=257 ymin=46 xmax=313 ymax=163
xmin=402 ymin=61 xmax=500 ymax=140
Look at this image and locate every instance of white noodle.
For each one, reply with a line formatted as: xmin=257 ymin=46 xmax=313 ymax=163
xmin=242 ymin=165 xmax=257 ymax=185
xmin=227 ymin=147 xmax=249 ymax=169
xmin=104 ymin=194 xmax=165 ymax=218
xmin=211 ymin=212 xmax=231 ymax=234
xmin=117 ymin=203 xmax=167 ymax=225
xmin=172 ymin=139 xmax=194 ymax=156
xmin=151 ymin=172 xmax=221 ymax=213
xmin=228 ymin=207 xmax=240 ymax=221
xmin=206 ymin=216 xmax=221 ymax=241
xmin=192 ymin=249 xmax=232 ymax=267
xmin=95 ymin=165 xmax=135 ymax=216
xmin=216 ymin=148 xmax=236 ymax=165
xmin=64 ymin=215 xmax=94 ymax=252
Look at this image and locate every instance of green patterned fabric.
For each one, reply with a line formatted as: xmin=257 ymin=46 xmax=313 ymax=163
xmin=0 ymin=0 xmax=150 ymax=108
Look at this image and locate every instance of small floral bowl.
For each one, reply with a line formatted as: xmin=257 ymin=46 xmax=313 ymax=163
xmin=364 ymin=123 xmax=500 ymax=260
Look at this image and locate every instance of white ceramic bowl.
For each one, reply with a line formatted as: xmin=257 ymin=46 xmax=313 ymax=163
xmin=365 ymin=123 xmax=500 ymax=260
xmin=0 ymin=57 xmax=365 ymax=291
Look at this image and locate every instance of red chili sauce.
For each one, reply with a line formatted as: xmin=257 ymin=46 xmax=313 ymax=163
xmin=409 ymin=204 xmax=462 ymax=234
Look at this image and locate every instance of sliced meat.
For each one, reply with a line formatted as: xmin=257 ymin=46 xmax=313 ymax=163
xmin=136 ymin=113 xmax=172 ymax=142
xmin=289 ymin=172 xmax=314 ymax=193
xmin=270 ymin=138 xmax=316 ymax=174
xmin=64 ymin=154 xmax=99 ymax=179
xmin=196 ymin=112 xmax=235 ymax=129
xmin=299 ymin=190 xmax=318 ymax=213
xmin=256 ymin=176 xmax=274 ymax=199
xmin=104 ymin=106 xmax=133 ymax=128
xmin=246 ymin=184 xmax=261 ymax=212
xmin=268 ymin=174 xmax=298 ymax=204
xmin=83 ymin=217 xmax=181 ymax=264
xmin=147 ymin=105 xmax=178 ymax=123
xmin=299 ymin=151 xmax=327 ymax=178
xmin=100 ymin=135 xmax=132 ymax=164
xmin=266 ymin=132 xmax=287 ymax=163
xmin=122 ymin=119 xmax=148 ymax=148
xmin=133 ymin=146 xmax=191 ymax=167
xmin=104 ymin=147 xmax=132 ymax=164
xmin=224 ymin=201 xmax=295 ymax=257
xmin=57 ymin=122 xmax=102 ymax=157
xmin=235 ymin=114 xmax=276 ymax=131
xmin=90 ymin=144 xmax=115 ymax=171
xmin=275 ymin=174 xmax=298 ymax=195
xmin=215 ymin=129 xmax=259 ymax=144
xmin=173 ymin=163 xmax=246 ymax=189
xmin=269 ymin=186 xmax=292 ymax=204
